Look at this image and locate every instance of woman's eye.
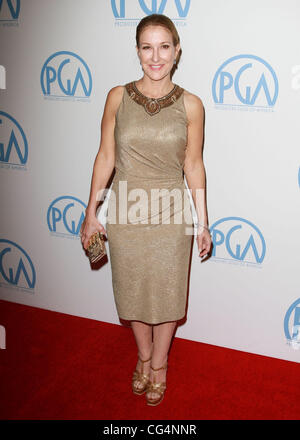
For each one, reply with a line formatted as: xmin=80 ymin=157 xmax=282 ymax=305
xmin=141 ymin=45 xmax=169 ymax=50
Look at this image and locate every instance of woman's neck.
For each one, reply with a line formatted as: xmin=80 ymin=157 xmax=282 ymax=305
xmin=135 ymin=76 xmax=174 ymax=99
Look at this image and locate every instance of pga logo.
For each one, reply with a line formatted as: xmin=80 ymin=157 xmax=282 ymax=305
xmin=0 ymin=0 xmax=20 ymax=20
xmin=212 ymin=54 xmax=278 ymax=108
xmin=284 ymin=298 xmax=300 ymax=350
xmin=210 ymin=216 xmax=266 ymax=265
xmin=47 ymin=196 xmax=86 ymax=236
xmin=0 ymin=111 xmax=28 ymax=166
xmin=40 ymin=51 xmax=92 ymax=98
xmin=0 ymin=239 xmax=36 ymax=290
xmin=111 ymin=0 xmax=191 ymax=18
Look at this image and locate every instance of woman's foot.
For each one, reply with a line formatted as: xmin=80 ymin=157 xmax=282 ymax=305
xmin=132 ymin=343 xmax=153 ymax=394
xmin=145 ymin=358 xmax=168 ymax=405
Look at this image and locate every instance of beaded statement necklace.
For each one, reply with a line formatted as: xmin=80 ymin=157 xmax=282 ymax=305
xmin=125 ymin=81 xmax=184 ymax=116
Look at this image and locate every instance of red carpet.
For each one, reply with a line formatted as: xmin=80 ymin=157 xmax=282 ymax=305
xmin=0 ymin=299 xmax=299 ymax=420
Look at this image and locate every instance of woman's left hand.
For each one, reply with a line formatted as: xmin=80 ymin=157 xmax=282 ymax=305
xmin=196 ymin=227 xmax=212 ymax=259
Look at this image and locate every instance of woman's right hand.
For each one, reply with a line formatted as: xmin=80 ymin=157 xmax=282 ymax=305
xmin=80 ymin=213 xmax=107 ymax=250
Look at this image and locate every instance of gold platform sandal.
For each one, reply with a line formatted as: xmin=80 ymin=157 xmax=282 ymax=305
xmin=132 ymin=348 xmax=153 ymax=395
xmin=145 ymin=362 xmax=168 ymax=406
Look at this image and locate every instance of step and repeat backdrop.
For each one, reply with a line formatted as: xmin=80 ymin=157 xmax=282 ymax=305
xmin=0 ymin=0 xmax=299 ymax=363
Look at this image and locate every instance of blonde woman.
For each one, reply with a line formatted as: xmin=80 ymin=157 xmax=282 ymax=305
xmin=80 ymin=14 xmax=212 ymax=406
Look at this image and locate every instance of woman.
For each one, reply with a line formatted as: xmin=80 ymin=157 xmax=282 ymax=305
xmin=80 ymin=14 xmax=212 ymax=406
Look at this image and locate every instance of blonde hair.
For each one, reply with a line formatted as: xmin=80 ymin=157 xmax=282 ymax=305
xmin=136 ymin=14 xmax=182 ymax=78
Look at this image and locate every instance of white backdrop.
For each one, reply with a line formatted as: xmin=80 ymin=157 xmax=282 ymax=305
xmin=0 ymin=0 xmax=299 ymax=363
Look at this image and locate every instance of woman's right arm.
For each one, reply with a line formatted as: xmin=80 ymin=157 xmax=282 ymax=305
xmin=80 ymin=85 xmax=124 ymax=250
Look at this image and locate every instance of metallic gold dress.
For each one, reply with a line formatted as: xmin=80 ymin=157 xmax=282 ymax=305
xmin=106 ymin=81 xmax=194 ymax=324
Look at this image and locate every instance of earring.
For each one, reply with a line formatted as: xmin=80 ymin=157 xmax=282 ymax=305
xmin=174 ymin=59 xmax=177 ymax=65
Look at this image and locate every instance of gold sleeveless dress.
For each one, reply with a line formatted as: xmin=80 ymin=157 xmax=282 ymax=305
xmin=106 ymin=81 xmax=194 ymax=324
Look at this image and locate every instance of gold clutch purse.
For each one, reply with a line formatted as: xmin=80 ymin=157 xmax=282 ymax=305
xmin=87 ymin=232 xmax=107 ymax=263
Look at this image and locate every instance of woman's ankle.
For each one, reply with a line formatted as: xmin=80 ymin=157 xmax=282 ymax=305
xmin=138 ymin=342 xmax=153 ymax=360
xmin=150 ymin=355 xmax=168 ymax=369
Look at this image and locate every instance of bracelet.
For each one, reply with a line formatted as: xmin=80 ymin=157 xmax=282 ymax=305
xmin=196 ymin=223 xmax=210 ymax=232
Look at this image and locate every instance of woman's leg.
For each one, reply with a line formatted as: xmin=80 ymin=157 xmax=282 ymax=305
xmin=131 ymin=321 xmax=153 ymax=391
xmin=146 ymin=321 xmax=177 ymax=400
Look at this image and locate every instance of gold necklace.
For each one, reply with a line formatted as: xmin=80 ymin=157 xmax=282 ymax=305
xmin=125 ymin=81 xmax=184 ymax=115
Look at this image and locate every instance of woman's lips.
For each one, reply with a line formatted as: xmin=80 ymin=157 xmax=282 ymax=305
xmin=149 ymin=64 xmax=164 ymax=71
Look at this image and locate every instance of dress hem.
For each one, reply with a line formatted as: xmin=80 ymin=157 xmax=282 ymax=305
xmin=118 ymin=314 xmax=186 ymax=325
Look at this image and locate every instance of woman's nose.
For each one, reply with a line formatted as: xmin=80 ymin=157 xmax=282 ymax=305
xmin=152 ymin=49 xmax=159 ymax=62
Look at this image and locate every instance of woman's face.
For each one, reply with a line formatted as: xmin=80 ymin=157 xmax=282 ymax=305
xmin=136 ymin=25 xmax=180 ymax=81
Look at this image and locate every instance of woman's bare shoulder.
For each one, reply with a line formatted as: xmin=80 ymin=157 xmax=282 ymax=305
xmin=183 ymin=89 xmax=204 ymax=122
xmin=105 ymin=85 xmax=125 ymax=114
xmin=107 ymin=85 xmax=124 ymax=102
xmin=183 ymin=88 xmax=204 ymax=109
xmin=108 ymin=85 xmax=124 ymax=98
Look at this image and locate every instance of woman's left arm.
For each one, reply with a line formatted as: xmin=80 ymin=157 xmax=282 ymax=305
xmin=183 ymin=91 xmax=212 ymax=258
